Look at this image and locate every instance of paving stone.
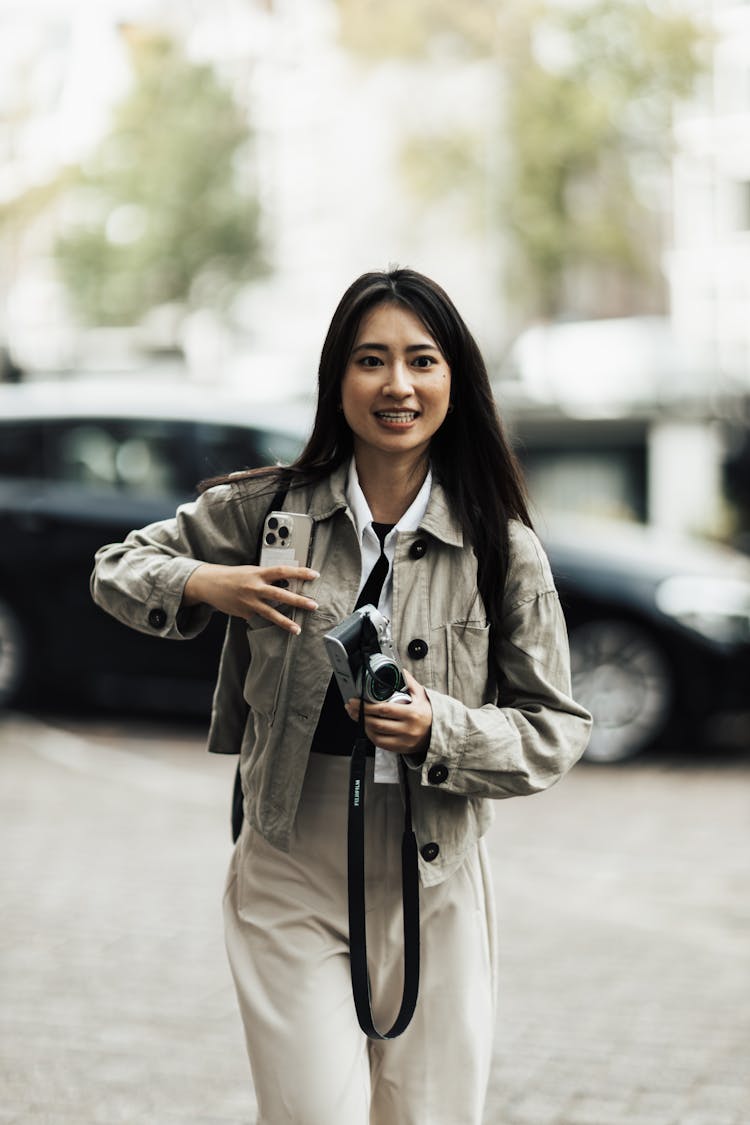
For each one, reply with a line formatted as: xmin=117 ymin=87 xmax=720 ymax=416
xmin=1 ymin=713 xmax=748 ymax=1124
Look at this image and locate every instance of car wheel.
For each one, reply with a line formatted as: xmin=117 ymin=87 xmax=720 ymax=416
xmin=569 ymin=618 xmax=673 ymax=763
xmin=0 ymin=597 xmax=28 ymax=708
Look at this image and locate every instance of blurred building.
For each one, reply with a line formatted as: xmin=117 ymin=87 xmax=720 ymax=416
xmin=668 ymin=0 xmax=750 ymax=541
xmin=668 ymin=0 xmax=750 ymax=392
xmin=3 ymin=0 xmax=750 ymax=544
xmin=496 ymin=316 xmax=728 ymax=540
xmin=0 ymin=4 xmax=130 ymax=372
xmin=0 ymin=0 xmax=502 ymax=385
xmin=499 ymin=0 xmax=750 ymax=545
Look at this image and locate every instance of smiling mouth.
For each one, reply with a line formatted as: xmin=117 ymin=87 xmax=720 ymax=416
xmin=374 ymin=411 xmax=419 ymax=422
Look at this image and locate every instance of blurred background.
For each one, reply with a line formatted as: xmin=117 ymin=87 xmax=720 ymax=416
xmin=2 ymin=0 xmax=750 ymax=542
xmin=1 ymin=2 xmax=749 ymax=1123
xmin=2 ymin=0 xmax=750 ymax=758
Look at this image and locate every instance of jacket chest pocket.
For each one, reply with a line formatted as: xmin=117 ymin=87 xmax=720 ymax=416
xmin=446 ymin=622 xmax=492 ymax=708
xmin=244 ymin=609 xmax=337 ymax=720
xmin=244 ymin=622 xmax=293 ymax=719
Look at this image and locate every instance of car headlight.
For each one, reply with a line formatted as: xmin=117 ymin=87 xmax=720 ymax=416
xmin=655 ymin=576 xmax=750 ymax=645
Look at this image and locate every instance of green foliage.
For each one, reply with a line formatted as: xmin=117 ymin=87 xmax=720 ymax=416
xmin=400 ymin=130 xmax=484 ymax=204
xmin=0 ymin=170 xmax=75 ymax=232
xmin=336 ymin=0 xmax=707 ymax=320
xmin=336 ymin=0 xmax=502 ymax=59
xmin=55 ymin=35 xmax=265 ymax=326
xmin=502 ymin=1 xmax=706 ymax=316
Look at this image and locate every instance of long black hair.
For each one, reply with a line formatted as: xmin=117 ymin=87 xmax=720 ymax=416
xmin=203 ymin=268 xmax=533 ymax=669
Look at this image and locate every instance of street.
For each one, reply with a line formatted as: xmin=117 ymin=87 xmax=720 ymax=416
xmin=1 ymin=711 xmax=748 ymax=1125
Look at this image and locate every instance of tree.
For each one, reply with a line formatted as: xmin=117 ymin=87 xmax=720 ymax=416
xmin=336 ymin=0 xmax=501 ymax=59
xmin=336 ymin=0 xmax=706 ymax=321
xmin=55 ymin=32 xmax=265 ymax=326
xmin=502 ymin=2 xmax=705 ymax=319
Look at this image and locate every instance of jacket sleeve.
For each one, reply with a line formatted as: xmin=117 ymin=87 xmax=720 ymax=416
xmin=90 ymin=483 xmax=255 ymax=641
xmin=421 ymin=523 xmax=592 ymax=798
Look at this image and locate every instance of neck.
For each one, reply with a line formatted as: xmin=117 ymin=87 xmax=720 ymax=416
xmin=353 ymin=450 xmax=429 ymax=523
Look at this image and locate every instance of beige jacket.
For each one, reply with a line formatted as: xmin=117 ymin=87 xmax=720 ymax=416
xmin=91 ymin=463 xmax=591 ymax=887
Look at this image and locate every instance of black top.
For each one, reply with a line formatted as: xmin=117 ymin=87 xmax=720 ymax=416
xmin=310 ymin=522 xmax=393 ymax=756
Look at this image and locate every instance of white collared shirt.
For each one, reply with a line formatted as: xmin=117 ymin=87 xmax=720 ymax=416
xmin=345 ymin=459 xmax=432 ymax=782
xmin=346 ymin=458 xmax=432 ymax=623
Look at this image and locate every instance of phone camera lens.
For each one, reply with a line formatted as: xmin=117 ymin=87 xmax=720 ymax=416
xmin=278 ymin=525 xmax=290 ymax=539
xmin=265 ymin=532 xmax=277 ymax=545
xmin=268 ymin=517 xmax=279 ymax=530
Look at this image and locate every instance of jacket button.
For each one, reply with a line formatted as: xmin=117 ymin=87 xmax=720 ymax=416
xmin=409 ymin=538 xmax=428 ymax=560
xmin=148 ymin=607 xmax=167 ymax=629
xmin=427 ymin=764 xmax=449 ymax=785
xmin=421 ymin=842 xmax=440 ymax=862
xmin=407 ymin=638 xmax=428 ymax=660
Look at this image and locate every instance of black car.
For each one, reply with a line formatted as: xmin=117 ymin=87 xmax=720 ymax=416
xmin=2 ymin=381 xmax=749 ymax=761
xmin=548 ymin=517 xmax=750 ymax=761
xmin=0 ymin=380 xmax=309 ymax=716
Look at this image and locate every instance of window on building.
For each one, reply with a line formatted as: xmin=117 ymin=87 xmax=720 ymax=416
xmin=734 ymin=179 xmax=750 ymax=231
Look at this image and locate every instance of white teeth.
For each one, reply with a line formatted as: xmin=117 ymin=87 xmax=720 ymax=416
xmin=376 ymin=411 xmax=417 ymax=421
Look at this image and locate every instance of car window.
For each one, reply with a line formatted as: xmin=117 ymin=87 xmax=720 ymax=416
xmin=0 ymin=415 xmax=304 ymax=497
xmin=194 ymin=423 xmax=303 ymax=484
xmin=0 ymin=421 xmax=45 ymax=479
xmin=43 ymin=418 xmax=193 ymax=497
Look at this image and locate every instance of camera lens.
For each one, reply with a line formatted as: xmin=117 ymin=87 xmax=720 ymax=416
xmin=268 ymin=517 xmax=278 ymax=530
xmin=279 ymin=525 xmax=290 ymax=539
xmin=366 ymin=655 xmax=402 ymax=702
xmin=265 ymin=532 xmax=277 ymax=545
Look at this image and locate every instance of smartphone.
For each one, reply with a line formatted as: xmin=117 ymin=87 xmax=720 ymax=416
xmin=258 ymin=511 xmax=315 ymax=603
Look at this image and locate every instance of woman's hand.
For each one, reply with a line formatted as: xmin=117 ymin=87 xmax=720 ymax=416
xmin=183 ymin=563 xmax=319 ymax=635
xmin=345 ymin=668 xmax=432 ymax=756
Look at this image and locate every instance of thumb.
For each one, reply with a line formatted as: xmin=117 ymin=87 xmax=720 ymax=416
xmin=401 ymin=667 xmax=422 ymax=694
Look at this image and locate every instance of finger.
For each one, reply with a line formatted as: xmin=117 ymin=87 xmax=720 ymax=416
xmin=362 ymin=700 xmax=411 ymax=721
xmin=364 ymin=713 xmax=406 ymax=732
xmin=260 ymin=582 xmax=319 ymax=612
xmin=250 ymin=602 xmax=304 ymax=635
xmin=366 ymin=715 xmax=414 ymax=738
xmin=264 ymin=565 xmax=320 ymax=584
xmin=268 ymin=613 xmax=302 ymax=635
xmin=401 ymin=668 xmax=422 ymax=693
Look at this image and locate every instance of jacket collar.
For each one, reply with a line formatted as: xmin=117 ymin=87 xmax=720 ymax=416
xmin=305 ymin=462 xmax=464 ymax=548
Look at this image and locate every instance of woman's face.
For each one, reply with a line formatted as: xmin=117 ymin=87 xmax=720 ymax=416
xmin=340 ymin=302 xmax=452 ymax=467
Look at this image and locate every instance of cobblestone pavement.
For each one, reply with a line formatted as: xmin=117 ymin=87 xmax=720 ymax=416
xmin=1 ymin=711 xmax=748 ymax=1125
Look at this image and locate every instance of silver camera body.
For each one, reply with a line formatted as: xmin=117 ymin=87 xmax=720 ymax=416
xmin=324 ymin=604 xmax=406 ymax=704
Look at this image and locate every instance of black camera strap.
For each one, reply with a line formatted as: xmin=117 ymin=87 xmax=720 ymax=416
xmin=347 ymin=640 xmax=421 ymax=1040
xmin=236 ymin=490 xmax=421 ymax=1037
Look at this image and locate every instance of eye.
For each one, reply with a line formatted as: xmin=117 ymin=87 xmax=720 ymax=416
xmin=412 ymin=354 xmax=439 ymax=368
xmin=359 ymin=355 xmax=384 ymax=368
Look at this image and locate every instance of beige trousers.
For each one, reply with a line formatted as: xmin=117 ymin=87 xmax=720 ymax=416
xmin=223 ymin=752 xmax=497 ymax=1125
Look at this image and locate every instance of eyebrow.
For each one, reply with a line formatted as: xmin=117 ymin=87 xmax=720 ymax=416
xmin=352 ymin=342 xmax=439 ymax=354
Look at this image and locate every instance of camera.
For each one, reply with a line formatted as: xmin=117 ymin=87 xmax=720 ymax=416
xmin=324 ymin=604 xmax=407 ymax=704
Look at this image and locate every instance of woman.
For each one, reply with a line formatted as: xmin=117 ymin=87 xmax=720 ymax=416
xmin=91 ymin=268 xmax=591 ymax=1125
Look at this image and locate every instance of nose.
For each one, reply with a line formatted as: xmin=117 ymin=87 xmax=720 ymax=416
xmin=383 ymin=360 xmax=413 ymax=398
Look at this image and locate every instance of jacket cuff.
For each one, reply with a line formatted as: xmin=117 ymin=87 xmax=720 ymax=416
xmin=144 ymin=557 xmax=213 ymax=639
xmin=418 ymin=689 xmax=467 ymax=790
